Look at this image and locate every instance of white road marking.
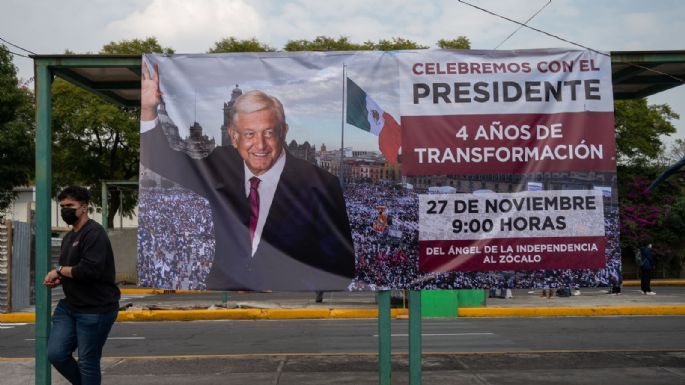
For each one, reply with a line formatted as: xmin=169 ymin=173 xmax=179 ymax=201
xmin=373 ymin=332 xmax=495 ymax=337
xmin=25 ymin=336 xmax=146 ymax=341
xmin=0 ymin=323 xmax=29 ymax=329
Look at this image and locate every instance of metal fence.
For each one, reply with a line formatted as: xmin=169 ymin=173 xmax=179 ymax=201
xmin=0 ymin=220 xmax=32 ymax=313
xmin=12 ymin=221 xmax=32 ymax=311
xmin=0 ymin=220 xmax=9 ymax=313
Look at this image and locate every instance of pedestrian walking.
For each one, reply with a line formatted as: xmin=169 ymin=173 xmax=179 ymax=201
xmin=44 ymin=185 xmax=121 ymax=384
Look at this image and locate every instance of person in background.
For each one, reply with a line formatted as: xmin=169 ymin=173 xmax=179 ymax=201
xmin=44 ymin=185 xmax=120 ymax=384
xmin=639 ymin=243 xmax=656 ymax=295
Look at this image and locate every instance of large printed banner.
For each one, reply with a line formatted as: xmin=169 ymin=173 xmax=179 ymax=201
xmin=399 ymin=50 xmax=616 ymax=273
xmin=399 ymin=51 xmax=615 ymax=176
xmin=419 ymin=190 xmax=607 ymax=272
xmin=138 ymin=49 xmax=620 ymax=292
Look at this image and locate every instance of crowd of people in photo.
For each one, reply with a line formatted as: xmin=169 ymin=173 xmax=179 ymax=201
xmin=136 ymin=179 xmax=622 ymax=292
xmin=137 ymin=186 xmax=214 ymax=290
xmin=344 ymin=181 xmax=421 ymax=290
xmin=344 ymin=181 xmax=622 ymax=291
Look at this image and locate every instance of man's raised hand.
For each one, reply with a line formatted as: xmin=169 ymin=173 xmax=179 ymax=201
xmin=141 ymin=60 xmax=162 ymax=121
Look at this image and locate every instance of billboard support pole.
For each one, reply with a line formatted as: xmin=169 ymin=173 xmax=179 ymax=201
xmin=101 ymin=180 xmax=108 ymax=228
xmin=339 ymin=63 xmax=347 ymax=187
xmin=34 ymin=60 xmax=53 ymax=385
xmin=377 ymin=290 xmax=391 ymax=385
xmin=409 ymin=290 xmax=422 ymax=384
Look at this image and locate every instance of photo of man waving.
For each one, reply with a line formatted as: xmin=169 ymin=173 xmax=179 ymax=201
xmin=139 ymin=60 xmax=355 ymax=291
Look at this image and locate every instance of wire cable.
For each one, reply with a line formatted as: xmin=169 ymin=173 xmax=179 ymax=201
xmin=6 ymin=49 xmax=29 ymax=58
xmin=458 ymin=0 xmax=684 ymax=84
xmin=0 ymin=36 xmax=36 ymax=55
xmin=495 ymin=0 xmax=551 ymax=49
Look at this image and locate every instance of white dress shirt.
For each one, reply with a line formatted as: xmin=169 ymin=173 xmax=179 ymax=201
xmin=244 ymin=151 xmax=286 ymax=256
xmin=142 ymin=116 xmax=286 ymax=256
xmin=140 ymin=118 xmax=157 ymax=133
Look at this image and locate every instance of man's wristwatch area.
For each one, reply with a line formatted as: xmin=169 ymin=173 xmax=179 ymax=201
xmin=56 ymin=265 xmax=64 ymax=277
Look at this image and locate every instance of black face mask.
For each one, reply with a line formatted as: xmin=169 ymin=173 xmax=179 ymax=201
xmin=61 ymin=207 xmax=79 ymax=225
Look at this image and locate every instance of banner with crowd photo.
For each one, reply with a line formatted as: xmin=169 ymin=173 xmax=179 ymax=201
xmin=138 ymin=49 xmax=620 ymax=292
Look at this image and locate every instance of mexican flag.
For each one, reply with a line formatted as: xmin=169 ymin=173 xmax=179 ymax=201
xmin=346 ymin=77 xmax=402 ymax=164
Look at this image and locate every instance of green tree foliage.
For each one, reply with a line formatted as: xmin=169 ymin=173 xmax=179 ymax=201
xmin=208 ymin=37 xmax=274 ymax=53
xmin=437 ymin=37 xmax=471 ymax=49
xmin=101 ymin=37 xmax=174 ymax=55
xmin=618 ymin=163 xmax=685 ymax=276
xmin=51 ymin=38 xmax=172 ymax=227
xmin=0 ymin=44 xmax=34 ymax=212
xmin=668 ymin=138 xmax=685 ymax=162
xmin=283 ymin=35 xmax=476 ymax=51
xmin=615 ymin=98 xmax=684 ymax=276
xmin=614 ymin=99 xmax=678 ymax=165
xmin=363 ymin=37 xmax=429 ymax=51
xmin=284 ymin=35 xmax=443 ymax=51
xmin=284 ymin=36 xmax=366 ymax=51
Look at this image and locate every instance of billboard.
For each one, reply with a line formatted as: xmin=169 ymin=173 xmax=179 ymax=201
xmin=138 ymin=49 xmax=619 ymax=291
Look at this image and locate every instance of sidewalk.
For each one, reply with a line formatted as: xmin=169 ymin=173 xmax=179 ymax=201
xmin=2 ymin=280 xmax=684 ymax=322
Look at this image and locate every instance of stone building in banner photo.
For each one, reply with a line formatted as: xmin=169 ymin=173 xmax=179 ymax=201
xmin=220 ymin=84 xmax=243 ymax=147
xmin=405 ymin=171 xmax=618 ymax=206
xmin=157 ymin=99 xmax=215 ymax=159
xmin=217 ymin=84 xmax=401 ymax=180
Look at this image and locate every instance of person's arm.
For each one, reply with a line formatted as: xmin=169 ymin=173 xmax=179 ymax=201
xmin=68 ymin=228 xmax=109 ymax=282
xmin=141 ymin=60 xmax=161 ymax=121
xmin=139 ymin=59 xmax=214 ymax=197
xmin=43 ymin=270 xmax=61 ymax=288
xmin=314 ymin=174 xmax=356 ymax=278
xmin=140 ymin=121 xmax=215 ymax=197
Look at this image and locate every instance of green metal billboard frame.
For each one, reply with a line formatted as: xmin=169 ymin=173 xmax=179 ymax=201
xmin=32 ymin=55 xmax=141 ymax=385
xmin=32 ymin=51 xmax=685 ymax=385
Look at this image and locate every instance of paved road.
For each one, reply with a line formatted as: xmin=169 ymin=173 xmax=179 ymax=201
xmin=4 ymin=316 xmax=685 ymax=358
xmin=4 ymin=317 xmax=685 ymax=384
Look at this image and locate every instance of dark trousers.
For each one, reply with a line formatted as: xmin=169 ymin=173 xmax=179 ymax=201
xmin=640 ymin=268 xmax=652 ymax=293
xmin=48 ymin=299 xmax=118 ymax=385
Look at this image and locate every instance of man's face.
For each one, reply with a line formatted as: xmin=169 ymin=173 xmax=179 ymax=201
xmin=59 ymin=197 xmax=87 ymax=223
xmin=230 ymin=108 xmax=288 ymax=176
xmin=59 ymin=198 xmax=85 ymax=211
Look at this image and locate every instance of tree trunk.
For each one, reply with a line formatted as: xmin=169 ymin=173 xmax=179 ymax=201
xmin=107 ymin=189 xmax=121 ymax=229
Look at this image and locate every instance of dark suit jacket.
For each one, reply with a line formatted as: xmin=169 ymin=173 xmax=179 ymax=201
xmin=141 ymin=123 xmax=355 ymax=291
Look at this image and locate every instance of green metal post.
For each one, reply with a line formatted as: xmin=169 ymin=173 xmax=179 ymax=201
xmin=409 ymin=290 xmax=422 ymax=385
xmin=377 ymin=290 xmax=391 ymax=385
xmin=34 ymin=61 xmax=53 ymax=385
xmin=101 ymin=181 xmax=108 ymax=228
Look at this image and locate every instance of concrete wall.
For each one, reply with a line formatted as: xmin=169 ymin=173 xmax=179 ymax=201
xmin=6 ymin=188 xmax=139 ymax=229
xmin=108 ymin=228 xmax=138 ymax=284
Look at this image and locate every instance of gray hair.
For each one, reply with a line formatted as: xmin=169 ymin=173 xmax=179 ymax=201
xmin=230 ymin=90 xmax=286 ymax=131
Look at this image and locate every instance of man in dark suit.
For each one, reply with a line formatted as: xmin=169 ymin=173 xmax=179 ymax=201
xmin=140 ymin=61 xmax=355 ymax=291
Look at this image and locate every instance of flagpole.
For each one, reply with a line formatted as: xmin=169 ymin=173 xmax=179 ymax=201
xmin=339 ymin=63 xmax=346 ymax=187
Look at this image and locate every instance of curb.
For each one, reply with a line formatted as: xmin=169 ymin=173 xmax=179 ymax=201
xmin=116 ymin=280 xmax=685 ymax=295
xmin=622 ymin=280 xmax=684 ymax=287
xmin=0 ymin=308 xmax=409 ymax=323
xmin=116 ymin=308 xmax=410 ymax=322
xmin=121 ymin=288 xmax=204 ymax=294
xmin=457 ymin=305 xmax=685 ymax=317
xmin=3 ymin=306 xmax=685 ymax=323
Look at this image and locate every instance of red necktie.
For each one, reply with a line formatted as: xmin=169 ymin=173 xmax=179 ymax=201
xmin=248 ymin=176 xmax=261 ymax=240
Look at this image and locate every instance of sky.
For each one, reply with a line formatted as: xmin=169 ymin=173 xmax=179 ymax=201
xmin=3 ymin=0 xmax=685 ymax=150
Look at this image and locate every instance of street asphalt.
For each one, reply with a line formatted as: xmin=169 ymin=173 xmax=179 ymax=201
xmin=2 ymin=280 xmax=685 ymax=384
xmin=2 ymin=280 xmax=685 ymax=322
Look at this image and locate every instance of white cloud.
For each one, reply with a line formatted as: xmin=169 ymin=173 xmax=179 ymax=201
xmin=2 ymin=0 xmax=684 ymax=141
xmin=106 ymin=0 xmax=263 ymax=52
